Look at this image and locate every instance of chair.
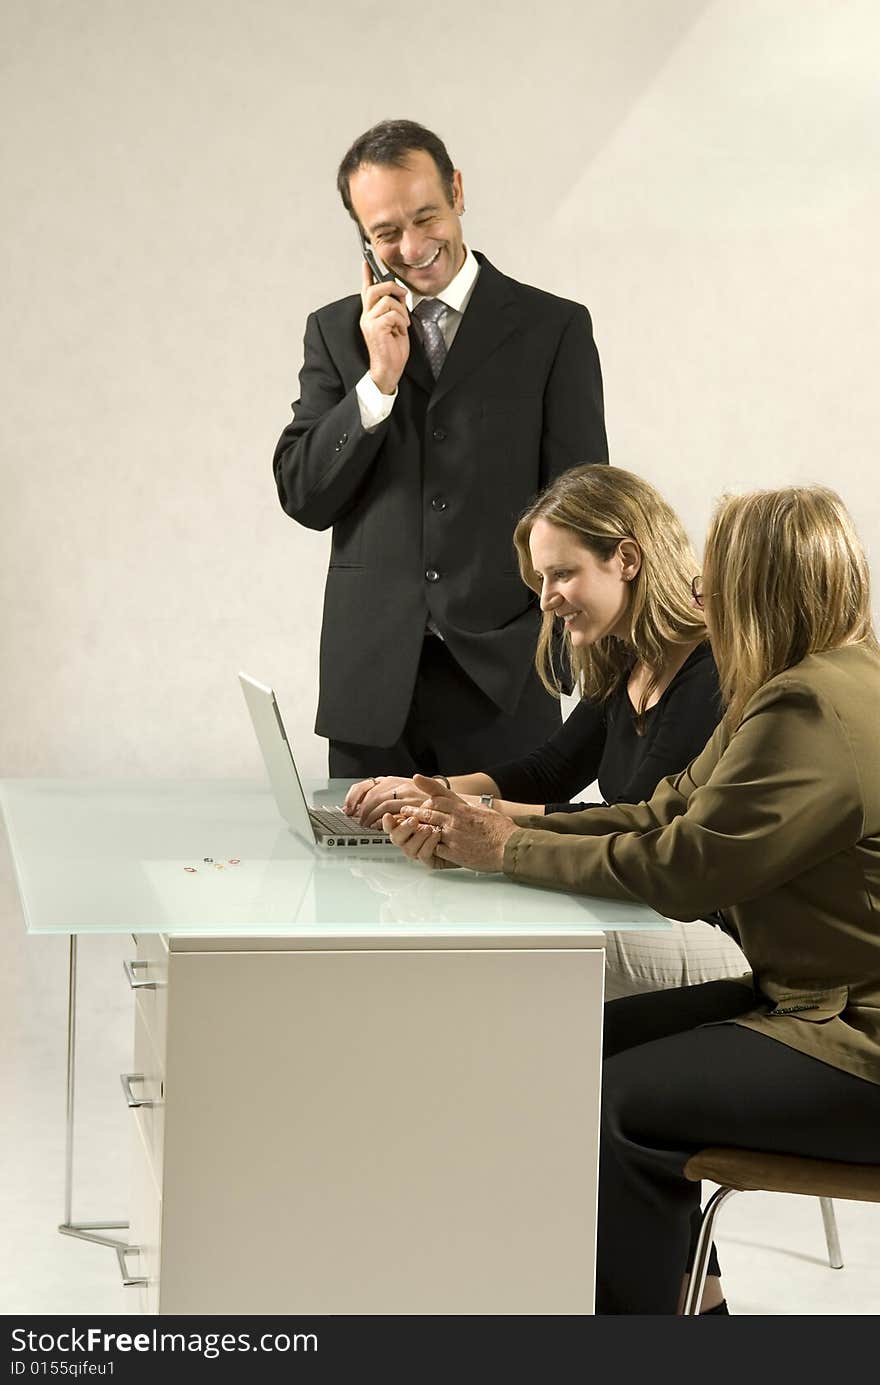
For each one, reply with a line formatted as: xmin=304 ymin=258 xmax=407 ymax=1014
xmin=681 ymin=1148 xmax=880 ymax=1314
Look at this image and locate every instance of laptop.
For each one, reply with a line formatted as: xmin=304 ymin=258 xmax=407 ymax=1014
xmin=238 ymin=673 xmax=396 ymax=851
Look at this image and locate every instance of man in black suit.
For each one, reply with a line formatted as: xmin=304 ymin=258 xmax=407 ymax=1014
xmin=273 ymin=119 xmax=608 ymax=778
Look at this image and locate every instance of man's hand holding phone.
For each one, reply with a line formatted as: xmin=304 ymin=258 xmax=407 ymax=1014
xmin=359 ymin=259 xmax=410 ymax=396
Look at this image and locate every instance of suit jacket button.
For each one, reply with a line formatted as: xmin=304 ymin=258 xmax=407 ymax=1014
xmin=431 ymin=496 xmax=448 ymax=512
xmin=425 ymin=568 xmax=440 ymax=582
xmin=432 ymin=428 xmax=446 ymax=442
xmin=340 ymin=432 xmax=348 ymax=444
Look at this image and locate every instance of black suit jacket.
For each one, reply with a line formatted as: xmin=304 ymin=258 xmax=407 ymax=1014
xmin=273 ymin=252 xmax=608 ymax=746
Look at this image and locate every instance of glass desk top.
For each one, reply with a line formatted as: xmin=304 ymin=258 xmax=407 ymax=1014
xmin=0 ymin=779 xmax=668 ymax=940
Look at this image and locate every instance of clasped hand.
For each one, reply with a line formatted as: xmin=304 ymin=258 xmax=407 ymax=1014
xmin=381 ymin=775 xmax=519 ymax=873
xmin=343 ymin=774 xmax=437 ymax=827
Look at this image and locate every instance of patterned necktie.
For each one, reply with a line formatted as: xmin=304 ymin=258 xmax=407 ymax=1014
xmin=413 ymin=298 xmax=447 ymax=379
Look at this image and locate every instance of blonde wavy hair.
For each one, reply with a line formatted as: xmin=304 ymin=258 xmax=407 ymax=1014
xmin=513 ymin=466 xmax=706 ymax=718
xmin=703 ymin=485 xmax=878 ymax=730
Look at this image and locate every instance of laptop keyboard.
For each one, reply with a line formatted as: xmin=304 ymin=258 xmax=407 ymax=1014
xmin=309 ymin=807 xmax=389 ymax=838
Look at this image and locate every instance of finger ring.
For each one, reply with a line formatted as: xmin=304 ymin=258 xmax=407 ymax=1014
xmin=392 ymin=788 xmax=397 ymax=799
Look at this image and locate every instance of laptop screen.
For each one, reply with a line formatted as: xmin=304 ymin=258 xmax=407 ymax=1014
xmin=238 ymin=674 xmax=316 ymax=846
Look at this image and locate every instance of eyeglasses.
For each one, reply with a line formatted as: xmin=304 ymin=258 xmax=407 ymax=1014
xmin=691 ymin=574 xmax=708 ymax=609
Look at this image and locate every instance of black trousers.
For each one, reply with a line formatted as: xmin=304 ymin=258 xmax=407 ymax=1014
xmin=598 ymin=980 xmax=880 ymax=1314
xmin=329 ymin=634 xmax=561 ymax=779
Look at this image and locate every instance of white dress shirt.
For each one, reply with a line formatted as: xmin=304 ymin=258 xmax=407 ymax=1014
xmin=355 ymin=246 xmax=481 ymax=430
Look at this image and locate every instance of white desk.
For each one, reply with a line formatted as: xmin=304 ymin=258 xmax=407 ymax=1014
xmin=1 ymin=779 xmax=667 ymax=1315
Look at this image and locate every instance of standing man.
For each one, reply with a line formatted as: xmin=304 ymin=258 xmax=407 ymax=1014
xmin=273 ymin=119 xmax=608 ymax=778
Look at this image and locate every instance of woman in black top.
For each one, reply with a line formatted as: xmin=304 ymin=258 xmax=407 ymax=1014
xmin=484 ymin=641 xmax=720 ymax=815
xmin=344 ymin=466 xmax=749 ymax=995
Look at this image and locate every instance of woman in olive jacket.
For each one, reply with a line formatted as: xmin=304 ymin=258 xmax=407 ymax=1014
xmin=387 ymin=484 xmax=880 ymax=1315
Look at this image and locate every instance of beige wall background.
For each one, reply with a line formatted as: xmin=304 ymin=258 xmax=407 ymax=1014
xmin=2 ymin=0 xmax=878 ymax=781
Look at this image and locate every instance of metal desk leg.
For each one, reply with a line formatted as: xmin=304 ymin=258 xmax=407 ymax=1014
xmin=57 ymin=934 xmax=129 ymax=1249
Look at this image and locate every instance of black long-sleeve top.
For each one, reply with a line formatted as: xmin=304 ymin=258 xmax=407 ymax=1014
xmin=485 ymin=642 xmax=721 ymax=812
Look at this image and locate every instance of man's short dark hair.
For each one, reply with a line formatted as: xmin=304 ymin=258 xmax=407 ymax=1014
xmin=337 ymin=119 xmax=456 ymax=222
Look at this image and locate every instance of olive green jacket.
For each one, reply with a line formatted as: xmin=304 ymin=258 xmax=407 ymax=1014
xmin=504 ymin=644 xmax=880 ymax=1085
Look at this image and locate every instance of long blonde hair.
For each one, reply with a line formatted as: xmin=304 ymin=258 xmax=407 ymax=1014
xmin=513 ymin=466 xmax=706 ymax=716
xmin=704 ymin=486 xmax=878 ymax=729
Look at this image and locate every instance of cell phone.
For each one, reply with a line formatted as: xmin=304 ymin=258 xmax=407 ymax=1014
xmin=360 ymin=232 xmax=397 ymax=284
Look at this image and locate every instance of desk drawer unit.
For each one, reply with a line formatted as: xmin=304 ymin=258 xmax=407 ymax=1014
xmin=126 ymin=1121 xmax=162 ymax=1318
xmin=131 ymin=939 xmax=605 ymax=1315
xmin=126 ymin=933 xmax=168 ymax=1068
xmin=123 ymin=1002 xmax=165 ymax=1181
xmin=122 ymin=936 xmax=167 ymax=1312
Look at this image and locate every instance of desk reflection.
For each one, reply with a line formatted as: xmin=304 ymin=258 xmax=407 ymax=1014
xmin=310 ymin=851 xmax=663 ymax=932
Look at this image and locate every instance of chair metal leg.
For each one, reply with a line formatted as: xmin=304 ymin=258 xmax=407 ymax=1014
xmin=819 ymin=1197 xmax=844 ymax=1269
xmin=682 ymin=1186 xmax=740 ymax=1315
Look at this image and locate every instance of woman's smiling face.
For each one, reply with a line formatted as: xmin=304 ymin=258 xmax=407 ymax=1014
xmin=528 ymin=518 xmax=637 ymax=647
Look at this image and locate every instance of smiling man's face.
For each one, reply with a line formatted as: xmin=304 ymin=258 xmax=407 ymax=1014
xmin=349 ymin=148 xmax=466 ymax=295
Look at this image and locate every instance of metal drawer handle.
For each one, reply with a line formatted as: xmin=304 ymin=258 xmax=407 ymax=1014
xmin=120 ymin=1073 xmax=157 ymax=1109
xmin=123 ymin=959 xmax=160 ymax=990
xmin=115 ymin=1244 xmax=148 ymax=1287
